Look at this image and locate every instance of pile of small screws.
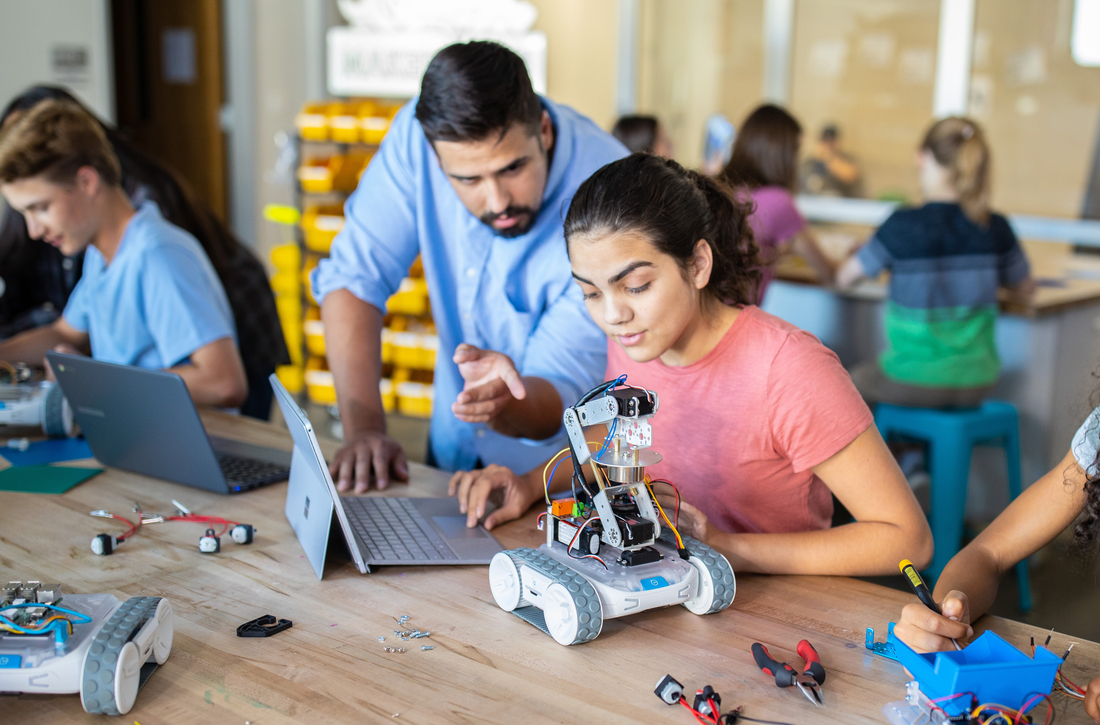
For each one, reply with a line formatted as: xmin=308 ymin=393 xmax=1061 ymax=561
xmin=381 ymin=614 xmax=433 ymax=653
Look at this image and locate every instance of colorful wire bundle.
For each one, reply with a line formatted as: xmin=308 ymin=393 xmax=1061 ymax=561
xmin=0 ymin=602 xmax=92 ymax=639
xmin=565 ymin=514 xmax=608 ymax=568
xmin=645 ymin=476 xmax=684 ymax=549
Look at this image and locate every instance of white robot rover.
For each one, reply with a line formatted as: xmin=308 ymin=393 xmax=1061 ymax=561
xmin=0 ymin=580 xmax=172 ymax=715
xmin=488 ymin=380 xmax=736 ymax=645
xmin=0 ymin=365 xmax=75 ymax=438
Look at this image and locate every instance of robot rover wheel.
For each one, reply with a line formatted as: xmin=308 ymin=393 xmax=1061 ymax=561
xmin=80 ymin=597 xmax=172 ymax=715
xmin=678 ymin=534 xmax=736 ymax=614
xmin=489 ymin=549 xmax=604 ymax=645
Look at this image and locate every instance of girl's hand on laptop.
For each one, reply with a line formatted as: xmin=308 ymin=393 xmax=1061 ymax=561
xmin=449 ymin=464 xmax=539 ymax=530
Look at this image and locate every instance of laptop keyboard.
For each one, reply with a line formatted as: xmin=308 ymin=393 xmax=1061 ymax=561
xmin=341 ymin=496 xmax=458 ymax=562
xmin=215 ymin=453 xmax=290 ymax=489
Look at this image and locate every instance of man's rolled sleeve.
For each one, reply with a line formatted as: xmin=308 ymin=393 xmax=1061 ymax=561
xmin=856 ymin=234 xmax=892 ymax=278
xmin=311 ymin=105 xmax=421 ymax=310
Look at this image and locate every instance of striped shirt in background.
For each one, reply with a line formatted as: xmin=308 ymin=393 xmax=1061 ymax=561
xmin=857 ymin=202 xmax=1030 ymax=388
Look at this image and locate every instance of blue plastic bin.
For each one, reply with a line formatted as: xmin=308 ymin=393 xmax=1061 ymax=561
xmin=887 ymin=629 xmax=1061 ymax=715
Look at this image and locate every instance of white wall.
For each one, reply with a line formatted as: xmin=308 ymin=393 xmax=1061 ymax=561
xmin=0 ymin=0 xmax=114 ymax=121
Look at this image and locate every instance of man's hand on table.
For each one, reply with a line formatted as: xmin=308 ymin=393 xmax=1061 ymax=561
xmin=894 ymin=590 xmax=974 ymax=653
xmin=329 ymin=429 xmax=409 ymax=494
xmin=449 ymin=464 xmax=540 ymax=529
xmin=451 ymin=344 xmax=526 ymax=424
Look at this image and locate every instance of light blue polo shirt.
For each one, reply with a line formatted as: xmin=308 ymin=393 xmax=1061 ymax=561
xmin=312 ymin=97 xmax=628 ymax=474
xmin=63 ymin=203 xmax=236 ymax=368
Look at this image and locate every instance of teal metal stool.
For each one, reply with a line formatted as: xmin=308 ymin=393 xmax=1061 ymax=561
xmin=874 ymin=400 xmax=1032 ymax=613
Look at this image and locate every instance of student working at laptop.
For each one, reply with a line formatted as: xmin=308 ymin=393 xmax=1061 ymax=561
xmin=0 ymin=100 xmax=247 ymax=408
xmin=312 ymin=41 xmax=627 ymax=492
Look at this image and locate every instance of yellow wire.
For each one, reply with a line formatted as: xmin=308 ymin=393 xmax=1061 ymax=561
xmin=645 ymin=479 xmax=684 ymax=549
xmin=0 ymin=360 xmax=17 ymax=382
xmin=543 ymin=442 xmax=603 ymax=504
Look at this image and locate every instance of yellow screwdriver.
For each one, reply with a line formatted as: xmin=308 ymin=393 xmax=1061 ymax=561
xmin=899 ymin=559 xmax=962 ymax=651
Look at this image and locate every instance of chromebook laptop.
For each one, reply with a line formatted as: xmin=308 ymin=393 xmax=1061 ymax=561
xmin=47 ymin=352 xmax=291 ymax=494
xmin=270 ymin=374 xmax=503 ymax=578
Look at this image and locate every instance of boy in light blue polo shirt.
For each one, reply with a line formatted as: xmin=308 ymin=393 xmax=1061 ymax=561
xmin=0 ymin=99 xmax=247 ymax=407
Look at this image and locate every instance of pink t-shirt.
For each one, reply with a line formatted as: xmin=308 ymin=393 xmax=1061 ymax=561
xmin=604 ymin=306 xmax=872 ymax=534
xmin=747 ymin=186 xmax=806 ymax=302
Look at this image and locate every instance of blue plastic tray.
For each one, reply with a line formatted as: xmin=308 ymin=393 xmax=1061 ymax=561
xmin=887 ymin=629 xmax=1061 ymax=715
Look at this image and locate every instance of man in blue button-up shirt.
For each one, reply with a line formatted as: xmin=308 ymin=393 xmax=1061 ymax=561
xmin=312 ymin=41 xmax=626 ymax=493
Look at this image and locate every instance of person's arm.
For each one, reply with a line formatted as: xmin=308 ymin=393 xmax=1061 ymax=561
xmin=670 ymin=425 xmax=932 ymax=575
xmin=450 ymin=424 xmax=606 ymax=528
xmin=168 ymin=336 xmax=247 ymax=408
xmin=320 ymin=290 xmax=408 ymax=493
xmin=312 ymin=105 xmax=421 ymax=491
xmin=790 ymin=228 xmax=836 ymax=285
xmin=894 ymin=450 xmax=1088 ymax=653
xmin=834 ymin=255 xmax=867 ymax=289
xmin=0 ymin=318 xmax=88 ymax=364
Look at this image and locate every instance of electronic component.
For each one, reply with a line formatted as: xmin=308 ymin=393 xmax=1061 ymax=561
xmin=654 ymin=674 xmax=684 ymax=705
xmin=199 ymin=529 xmax=221 ymax=553
xmin=231 ymin=524 xmax=257 ymax=544
xmin=489 ymin=378 xmax=736 ymax=645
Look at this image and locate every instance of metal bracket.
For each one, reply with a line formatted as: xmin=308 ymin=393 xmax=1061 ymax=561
xmin=866 ymin=623 xmax=899 ymax=660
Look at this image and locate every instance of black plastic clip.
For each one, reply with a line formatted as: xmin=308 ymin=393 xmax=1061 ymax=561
xmin=236 ymin=614 xmax=293 ymax=638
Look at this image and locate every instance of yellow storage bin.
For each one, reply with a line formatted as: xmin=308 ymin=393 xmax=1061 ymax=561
xmin=391 ymin=332 xmax=420 ymax=369
xmin=295 ymin=102 xmax=329 ymax=141
xmin=417 ymin=334 xmax=438 ymax=370
xmin=329 ymin=102 xmax=360 ymax=143
xmin=276 ymin=364 xmax=305 ymax=394
xmin=305 ymin=319 xmax=326 ymax=357
xmin=270 ymin=270 xmax=300 ymax=299
xmin=359 ymin=100 xmax=401 ymax=144
xmin=301 ymin=205 xmax=345 ymax=253
xmin=380 ymin=378 xmax=396 ymax=413
xmin=380 ymin=329 xmax=396 ymax=364
xmin=386 ymin=277 xmax=429 ymax=316
xmin=396 ymin=382 xmax=433 ymax=418
xmin=305 ymin=369 xmax=337 ymax=405
xmin=271 ymin=243 xmax=301 ymax=272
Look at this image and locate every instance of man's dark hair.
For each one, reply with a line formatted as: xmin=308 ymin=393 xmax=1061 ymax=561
xmin=415 ymin=41 xmax=542 ymax=144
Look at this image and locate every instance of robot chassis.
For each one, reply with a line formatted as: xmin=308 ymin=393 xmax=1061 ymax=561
xmin=0 ymin=580 xmax=173 ymax=715
xmin=488 ymin=381 xmax=736 ymax=645
xmin=0 ymin=363 xmax=74 ymax=438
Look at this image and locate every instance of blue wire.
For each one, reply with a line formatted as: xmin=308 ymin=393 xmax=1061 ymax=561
xmin=546 ymin=456 xmax=566 ymax=491
xmin=592 ymin=375 xmax=626 ymax=462
xmin=0 ymin=602 xmax=92 ymax=636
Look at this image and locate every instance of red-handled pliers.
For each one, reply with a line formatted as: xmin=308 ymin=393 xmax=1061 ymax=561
xmin=751 ymin=639 xmax=826 ymax=707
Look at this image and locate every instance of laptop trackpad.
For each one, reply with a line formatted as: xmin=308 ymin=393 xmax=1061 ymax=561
xmin=433 ymin=516 xmax=490 ymax=539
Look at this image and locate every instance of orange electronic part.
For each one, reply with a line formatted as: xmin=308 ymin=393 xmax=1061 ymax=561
xmin=551 ymin=499 xmax=575 ymax=517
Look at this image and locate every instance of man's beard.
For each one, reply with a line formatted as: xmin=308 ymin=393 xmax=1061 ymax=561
xmin=479 ymin=205 xmax=539 ymax=238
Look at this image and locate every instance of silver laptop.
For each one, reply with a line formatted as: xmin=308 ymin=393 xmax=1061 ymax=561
xmin=47 ymin=352 xmax=291 ymax=494
xmin=270 ymin=374 xmax=503 ymax=578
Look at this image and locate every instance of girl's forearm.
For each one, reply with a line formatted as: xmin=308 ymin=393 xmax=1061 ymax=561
xmin=707 ymin=520 xmax=933 ymax=576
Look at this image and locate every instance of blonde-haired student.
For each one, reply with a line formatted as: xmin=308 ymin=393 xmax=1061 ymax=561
xmin=837 ymin=117 xmax=1035 ymax=408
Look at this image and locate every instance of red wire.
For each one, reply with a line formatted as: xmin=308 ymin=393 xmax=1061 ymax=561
xmin=166 ymin=514 xmax=239 ymax=537
xmin=678 ymin=697 xmax=718 ymax=725
xmin=107 ymin=513 xmax=140 ymax=540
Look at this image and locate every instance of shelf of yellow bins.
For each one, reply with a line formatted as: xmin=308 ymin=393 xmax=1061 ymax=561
xmin=270 ymin=244 xmax=304 ymax=367
xmin=396 ymin=381 xmax=433 ymax=418
xmin=305 ymin=356 xmax=337 ymax=406
xmin=295 ymin=102 xmax=330 ymax=141
xmin=300 ymin=205 xmax=345 ymax=254
xmin=386 ymin=277 xmax=430 ymax=316
xmin=304 ymin=308 xmax=325 ymax=357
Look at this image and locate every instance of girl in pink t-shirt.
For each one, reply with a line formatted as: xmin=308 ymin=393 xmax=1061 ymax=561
xmin=453 ymin=154 xmax=930 ymax=576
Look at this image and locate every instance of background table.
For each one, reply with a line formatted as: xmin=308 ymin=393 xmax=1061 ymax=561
xmin=2 ymin=412 xmax=1096 ymax=724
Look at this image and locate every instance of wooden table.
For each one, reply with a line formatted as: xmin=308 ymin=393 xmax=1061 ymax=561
xmin=2 ymin=412 xmax=1096 ymax=724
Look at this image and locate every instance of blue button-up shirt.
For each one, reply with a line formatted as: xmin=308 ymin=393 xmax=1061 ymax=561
xmin=312 ymin=97 xmax=627 ymax=473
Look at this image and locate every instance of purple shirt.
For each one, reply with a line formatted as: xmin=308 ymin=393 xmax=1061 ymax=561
xmin=746 ymin=186 xmax=806 ymax=302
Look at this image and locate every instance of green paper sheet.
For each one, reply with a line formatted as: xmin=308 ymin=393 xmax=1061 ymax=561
xmin=0 ymin=465 xmax=103 ymax=494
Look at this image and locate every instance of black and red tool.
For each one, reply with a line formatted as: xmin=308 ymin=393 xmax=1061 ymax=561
xmin=751 ymin=639 xmax=826 ymax=707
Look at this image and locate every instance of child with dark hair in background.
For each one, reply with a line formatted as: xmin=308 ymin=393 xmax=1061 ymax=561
xmin=837 ymin=117 xmax=1035 ymax=408
xmin=611 ymin=115 xmax=674 ymax=158
xmin=721 ymin=104 xmax=834 ymax=301
xmin=894 ymin=399 xmax=1100 ymax=718
xmin=452 ymin=153 xmax=931 ymax=577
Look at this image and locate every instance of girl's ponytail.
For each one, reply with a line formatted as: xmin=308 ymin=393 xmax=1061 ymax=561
xmin=921 ymin=117 xmax=991 ymax=225
xmin=686 ymin=169 xmax=761 ymax=305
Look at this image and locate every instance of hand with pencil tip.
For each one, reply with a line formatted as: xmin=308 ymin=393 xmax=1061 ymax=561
xmin=895 ymin=559 xmax=971 ymax=653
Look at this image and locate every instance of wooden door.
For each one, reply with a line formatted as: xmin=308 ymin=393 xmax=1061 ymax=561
xmin=112 ymin=0 xmax=227 ymax=220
